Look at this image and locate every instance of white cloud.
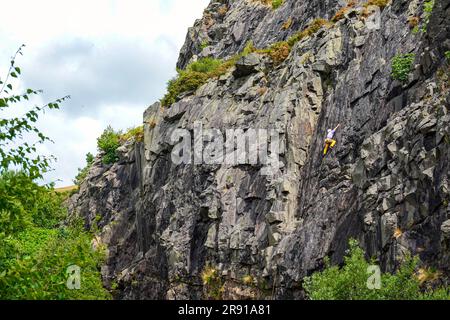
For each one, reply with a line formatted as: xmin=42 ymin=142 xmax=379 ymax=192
xmin=0 ymin=0 xmax=209 ymax=186
xmin=20 ymin=37 xmax=175 ymax=116
xmin=0 ymin=0 xmax=205 ymax=45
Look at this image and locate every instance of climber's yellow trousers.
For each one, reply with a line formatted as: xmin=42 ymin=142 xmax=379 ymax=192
xmin=323 ymin=138 xmax=336 ymax=155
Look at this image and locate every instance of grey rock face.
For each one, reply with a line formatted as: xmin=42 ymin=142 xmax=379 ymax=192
xmin=69 ymin=0 xmax=450 ymax=299
xmin=177 ymin=0 xmax=342 ymax=69
xmin=233 ymin=53 xmax=263 ymax=78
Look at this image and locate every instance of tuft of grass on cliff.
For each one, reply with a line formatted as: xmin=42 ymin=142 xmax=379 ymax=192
xmin=120 ymin=125 xmax=144 ymax=143
xmin=258 ymin=18 xmax=331 ymax=66
xmin=253 ymin=0 xmax=284 ymax=10
xmin=161 ymin=54 xmax=250 ymax=107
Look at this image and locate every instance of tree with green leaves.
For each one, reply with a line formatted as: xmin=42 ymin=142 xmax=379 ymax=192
xmin=0 ymin=45 xmax=70 ymax=180
xmin=0 ymin=47 xmax=110 ymax=300
xmin=0 ymin=45 xmax=70 ymax=236
xmin=97 ymin=125 xmax=121 ymax=165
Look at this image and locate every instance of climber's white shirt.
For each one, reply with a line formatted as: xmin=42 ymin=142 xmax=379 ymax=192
xmin=327 ymin=129 xmax=336 ymax=139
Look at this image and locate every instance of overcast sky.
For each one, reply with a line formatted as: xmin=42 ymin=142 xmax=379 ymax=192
xmin=0 ymin=0 xmax=209 ymax=186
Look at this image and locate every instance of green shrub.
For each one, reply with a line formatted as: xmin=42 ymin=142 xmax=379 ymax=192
xmin=0 ymin=221 xmax=111 ymax=300
xmin=187 ymin=57 xmax=223 ymax=73
xmin=97 ymin=126 xmax=121 ymax=165
xmin=0 ymin=172 xmax=66 ymax=235
xmin=161 ymin=57 xmax=229 ymax=107
xmin=421 ymin=0 xmax=435 ymax=32
xmin=0 ymin=173 xmax=109 ymax=300
xmin=161 ymin=71 xmax=208 ymax=107
xmin=303 ymin=239 xmax=450 ymax=300
xmin=0 ymin=198 xmax=30 ymax=238
xmin=31 ymin=186 xmax=67 ymax=229
xmin=0 ymin=227 xmax=57 ymax=271
xmin=391 ymin=53 xmax=415 ymax=83
xmin=74 ymin=152 xmax=95 ymax=186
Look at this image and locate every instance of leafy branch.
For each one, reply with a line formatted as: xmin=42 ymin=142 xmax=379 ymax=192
xmin=0 ymin=45 xmax=70 ymax=179
xmin=0 ymin=44 xmax=25 ymax=96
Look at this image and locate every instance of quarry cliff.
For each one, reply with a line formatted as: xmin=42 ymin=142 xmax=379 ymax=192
xmin=68 ymin=0 xmax=450 ymax=299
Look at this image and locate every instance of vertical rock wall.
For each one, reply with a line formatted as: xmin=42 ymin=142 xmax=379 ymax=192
xmin=68 ymin=0 xmax=450 ymax=299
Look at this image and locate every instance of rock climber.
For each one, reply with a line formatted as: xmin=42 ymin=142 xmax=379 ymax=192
xmin=323 ymin=123 xmax=340 ymax=155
